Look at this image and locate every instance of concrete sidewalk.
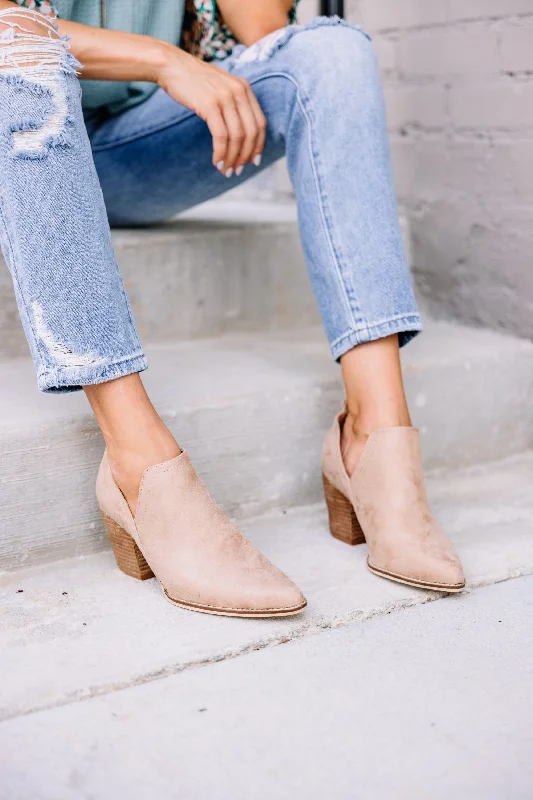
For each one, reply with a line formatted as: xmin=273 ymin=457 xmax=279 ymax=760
xmin=1 ymin=450 xmax=533 ymax=723
xmin=1 ymin=575 xmax=532 ymax=799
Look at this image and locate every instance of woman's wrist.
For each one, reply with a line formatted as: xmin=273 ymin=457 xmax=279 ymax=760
xmin=155 ymin=41 xmax=187 ymax=91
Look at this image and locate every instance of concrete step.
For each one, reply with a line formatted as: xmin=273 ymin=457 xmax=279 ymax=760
xmin=1 ymin=449 xmax=533 ymax=721
xmin=0 ymin=321 xmax=532 ymax=572
xmin=0 ymin=200 xmax=411 ymax=360
xmin=0 ymin=202 xmax=313 ymax=360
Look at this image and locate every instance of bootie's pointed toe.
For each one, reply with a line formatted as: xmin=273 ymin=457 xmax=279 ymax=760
xmin=158 ymin=517 xmax=307 ymax=617
xmin=97 ymin=451 xmax=307 ymax=618
xmin=322 ymin=410 xmax=466 ymax=593
xmin=252 ymin=573 xmax=307 ymax=618
xmin=368 ymin=549 xmax=465 ymax=593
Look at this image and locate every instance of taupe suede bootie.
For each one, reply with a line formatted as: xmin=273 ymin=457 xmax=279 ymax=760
xmin=96 ymin=451 xmax=307 ymax=617
xmin=322 ymin=408 xmax=465 ymax=592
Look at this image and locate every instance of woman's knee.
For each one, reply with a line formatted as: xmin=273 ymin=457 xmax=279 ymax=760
xmin=0 ymin=6 xmax=64 ymax=74
xmin=286 ymin=20 xmax=378 ymax=86
xmin=296 ymin=20 xmax=373 ymax=60
xmin=0 ymin=8 xmax=80 ymax=158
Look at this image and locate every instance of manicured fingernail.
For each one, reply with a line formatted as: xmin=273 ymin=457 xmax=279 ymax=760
xmin=216 ymin=160 xmax=224 ymax=172
xmin=253 ymin=154 xmax=262 ymax=167
xmin=235 ymin=165 xmax=244 ymax=177
xmin=225 ymin=168 xmax=234 ymax=178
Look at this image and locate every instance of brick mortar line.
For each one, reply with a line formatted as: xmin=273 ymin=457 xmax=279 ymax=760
xmin=1 ymin=566 xmax=531 ymax=724
xmin=364 ymin=14 xmax=533 ymax=36
xmin=382 ymin=75 xmax=533 ymax=85
xmin=389 ymin=134 xmax=533 ymax=144
xmin=388 ymin=126 xmax=533 ymax=134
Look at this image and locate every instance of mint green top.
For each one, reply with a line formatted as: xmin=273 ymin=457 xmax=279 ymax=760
xmin=11 ymin=0 xmax=299 ymax=114
xmin=55 ymin=0 xmax=187 ymax=113
xmin=11 ymin=1 xmax=186 ymax=113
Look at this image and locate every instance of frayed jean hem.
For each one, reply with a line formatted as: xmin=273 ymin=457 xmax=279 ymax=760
xmin=37 ymin=351 xmax=148 ymax=394
xmin=331 ymin=315 xmax=423 ymax=362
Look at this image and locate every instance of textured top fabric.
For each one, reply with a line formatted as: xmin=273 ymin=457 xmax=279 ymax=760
xmin=183 ymin=0 xmax=298 ymax=62
xmin=10 ymin=0 xmax=299 ymax=114
xmin=12 ymin=0 xmax=187 ymax=112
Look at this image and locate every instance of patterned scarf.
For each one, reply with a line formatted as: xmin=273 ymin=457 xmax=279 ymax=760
xmin=181 ymin=0 xmax=299 ymax=61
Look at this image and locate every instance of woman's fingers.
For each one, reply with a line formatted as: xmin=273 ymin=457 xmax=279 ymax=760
xmin=220 ymin=93 xmax=245 ymax=175
xmin=245 ymin=83 xmax=267 ymax=167
xmin=232 ymin=83 xmax=261 ymax=173
xmin=205 ymin=101 xmax=229 ymax=170
xmin=160 ymin=52 xmax=266 ymax=175
xmin=190 ymin=67 xmax=265 ymax=176
xmin=212 ymin=75 xmax=265 ymax=176
xmin=231 ymin=77 xmax=266 ymax=171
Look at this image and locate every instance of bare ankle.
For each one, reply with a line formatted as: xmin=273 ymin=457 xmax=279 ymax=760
xmin=341 ymin=413 xmax=368 ymax=477
xmin=341 ymin=407 xmax=412 ymax=477
xmin=85 ymin=373 xmax=182 ymax=513
xmin=107 ymin=434 xmax=181 ymax=514
xmin=346 ymin=405 xmax=411 ymax=439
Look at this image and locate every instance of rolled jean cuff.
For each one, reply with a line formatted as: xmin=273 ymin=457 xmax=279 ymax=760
xmin=36 ymin=351 xmax=148 ymax=394
xmin=330 ymin=314 xmax=423 ymax=362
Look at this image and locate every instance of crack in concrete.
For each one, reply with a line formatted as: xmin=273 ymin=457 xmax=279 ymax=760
xmin=1 ymin=567 xmax=530 ymax=725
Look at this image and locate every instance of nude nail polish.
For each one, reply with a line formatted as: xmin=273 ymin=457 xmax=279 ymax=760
xmin=235 ymin=165 xmax=244 ymax=177
xmin=225 ymin=168 xmax=234 ymax=178
xmin=253 ymin=154 xmax=262 ymax=167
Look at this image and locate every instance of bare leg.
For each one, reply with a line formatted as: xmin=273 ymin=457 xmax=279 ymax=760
xmin=84 ymin=374 xmax=181 ymax=514
xmin=340 ymin=335 xmax=411 ymax=476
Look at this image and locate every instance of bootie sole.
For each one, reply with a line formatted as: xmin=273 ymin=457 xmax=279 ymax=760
xmin=367 ymin=560 xmax=465 ymax=593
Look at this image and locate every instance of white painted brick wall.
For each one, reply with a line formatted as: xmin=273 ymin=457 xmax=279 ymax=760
xmin=383 ymin=86 xmax=447 ymax=129
xmin=372 ymin=35 xmax=396 ymax=73
xmin=360 ymin=0 xmax=449 ymax=31
xmin=450 ymin=82 xmax=533 ymax=129
xmin=448 ymin=0 xmax=533 ymax=22
xmin=397 ymin=29 xmax=499 ymax=78
xmin=345 ymin=0 xmax=533 ymax=339
xmin=501 ymin=26 xmax=533 ymax=73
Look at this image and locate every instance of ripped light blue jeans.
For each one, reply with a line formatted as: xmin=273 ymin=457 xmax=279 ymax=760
xmin=0 ymin=10 xmax=421 ymax=393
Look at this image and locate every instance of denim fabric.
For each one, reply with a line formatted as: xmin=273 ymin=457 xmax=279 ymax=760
xmin=0 ymin=8 xmax=146 ymax=392
xmin=1 ymin=13 xmax=421 ymax=393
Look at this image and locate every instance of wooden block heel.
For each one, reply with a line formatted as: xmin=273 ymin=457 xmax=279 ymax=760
xmin=322 ymin=474 xmax=366 ymax=546
xmin=102 ymin=513 xmax=154 ymax=581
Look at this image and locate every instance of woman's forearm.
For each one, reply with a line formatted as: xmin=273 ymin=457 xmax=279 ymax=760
xmin=0 ymin=1 xmax=178 ymax=84
xmin=0 ymin=0 xmax=283 ymax=174
xmin=0 ymin=0 xmax=295 ymax=84
xmin=55 ymin=20 xmax=177 ymax=83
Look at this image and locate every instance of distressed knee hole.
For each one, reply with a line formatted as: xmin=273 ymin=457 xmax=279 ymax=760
xmin=0 ymin=8 xmax=80 ymax=156
xmin=235 ymin=26 xmax=294 ymax=65
xmin=234 ymin=16 xmax=370 ymax=66
xmin=0 ymin=8 xmax=64 ymax=75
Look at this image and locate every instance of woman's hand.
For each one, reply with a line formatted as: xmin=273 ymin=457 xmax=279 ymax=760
xmin=158 ymin=47 xmax=266 ymax=177
xmin=6 ymin=5 xmax=270 ymax=176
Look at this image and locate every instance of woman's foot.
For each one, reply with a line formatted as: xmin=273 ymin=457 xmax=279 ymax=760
xmin=86 ymin=373 xmax=307 ymax=618
xmin=97 ymin=449 xmax=307 ymax=617
xmin=323 ymin=407 xmax=465 ymax=593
